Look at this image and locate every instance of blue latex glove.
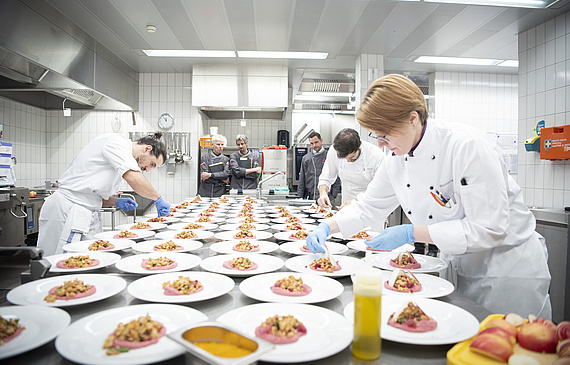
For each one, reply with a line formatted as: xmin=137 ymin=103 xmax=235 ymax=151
xmin=365 ymin=224 xmax=415 ymax=251
xmin=115 ymin=198 xmax=138 ymax=211
xmin=153 ymin=196 xmax=170 ymax=217
xmin=305 ymin=222 xmax=330 ymax=254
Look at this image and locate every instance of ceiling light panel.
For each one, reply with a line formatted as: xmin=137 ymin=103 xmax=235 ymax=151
xmin=237 ymin=51 xmax=328 ymax=59
xmin=414 ymin=56 xmax=501 ymax=66
xmin=143 ymin=50 xmax=236 ymax=57
xmin=422 ymin=0 xmax=558 ymax=9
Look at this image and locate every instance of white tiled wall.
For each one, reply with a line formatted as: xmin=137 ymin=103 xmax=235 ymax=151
xmin=518 ymin=12 xmax=570 ymax=209
xmin=204 ymin=119 xmax=287 ymax=149
xmin=0 ymin=97 xmax=47 ymax=188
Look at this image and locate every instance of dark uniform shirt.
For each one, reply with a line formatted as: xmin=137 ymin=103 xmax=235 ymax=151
xmin=297 ymin=147 xmax=340 ymax=200
xmin=198 ymin=151 xmax=230 ymax=197
xmin=229 ymin=149 xmax=260 ymax=190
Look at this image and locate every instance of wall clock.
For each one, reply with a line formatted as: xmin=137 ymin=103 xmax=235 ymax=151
xmin=158 ymin=113 xmax=174 ymax=130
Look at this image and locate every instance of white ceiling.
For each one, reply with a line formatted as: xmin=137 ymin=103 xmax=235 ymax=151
xmin=44 ymin=0 xmax=570 ymax=91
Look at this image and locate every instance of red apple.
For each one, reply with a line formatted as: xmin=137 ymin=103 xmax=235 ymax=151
xmin=470 ymin=333 xmax=514 ymax=363
xmin=29 ymin=190 xmax=37 ymax=198
xmin=504 ymin=313 xmax=525 ymax=327
xmin=557 ymin=321 xmax=570 ymax=341
xmin=486 ymin=318 xmax=519 ymax=340
xmin=558 ymin=338 xmax=570 ymax=357
xmin=479 ymin=327 xmax=516 ymax=346
xmin=533 ymin=317 xmax=557 ymax=332
xmin=518 ymin=322 xmax=558 ymax=353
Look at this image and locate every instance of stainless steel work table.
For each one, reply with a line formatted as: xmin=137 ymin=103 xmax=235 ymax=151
xmin=2 ymin=223 xmax=491 ymax=365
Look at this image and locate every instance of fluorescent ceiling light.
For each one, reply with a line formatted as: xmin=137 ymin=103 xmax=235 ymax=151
xmin=143 ymin=50 xmax=235 ymax=57
xmin=497 ymin=60 xmax=519 ymax=67
xmin=300 ymin=92 xmax=353 ymax=97
xmin=237 ymin=51 xmax=328 ymax=59
xmin=422 ymin=0 xmax=558 ymax=9
xmin=415 ymin=56 xmax=501 ymax=66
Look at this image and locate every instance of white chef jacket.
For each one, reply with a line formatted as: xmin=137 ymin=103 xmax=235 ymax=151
xmin=334 ymin=119 xmax=552 ymax=318
xmin=318 ymin=140 xmax=385 ymax=202
xmin=38 ymin=134 xmax=141 ymax=255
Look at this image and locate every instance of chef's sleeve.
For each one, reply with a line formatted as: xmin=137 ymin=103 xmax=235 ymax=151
xmin=102 ymin=137 xmax=140 ymax=176
xmin=427 ymin=137 xmax=510 ymax=255
xmin=317 ymin=146 xmax=339 ymax=190
xmin=211 ymin=157 xmax=230 ymax=180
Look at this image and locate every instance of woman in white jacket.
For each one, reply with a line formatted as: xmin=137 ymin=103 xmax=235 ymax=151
xmin=307 ymin=74 xmax=551 ymax=318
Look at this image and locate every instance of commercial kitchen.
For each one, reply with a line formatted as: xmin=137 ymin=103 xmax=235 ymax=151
xmin=1 ymin=0 xmax=570 ymax=364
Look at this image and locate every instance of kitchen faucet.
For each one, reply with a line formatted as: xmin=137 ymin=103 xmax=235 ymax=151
xmin=257 ymin=171 xmax=285 ymax=199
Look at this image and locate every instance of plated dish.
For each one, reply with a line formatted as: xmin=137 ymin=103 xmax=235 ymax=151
xmin=216 ymin=303 xmax=352 ymax=363
xmin=347 ymin=241 xmax=415 ymax=254
xmin=180 ymin=216 xmax=225 ymax=224
xmin=213 ymin=230 xmax=273 ymax=241
xmin=115 ymin=222 xmax=166 ymax=231
xmin=45 ymin=252 xmax=121 ymax=273
xmin=0 ymin=306 xmax=71 ymax=360
xmin=130 ymin=239 xmax=203 ymax=254
xmin=284 ymin=255 xmax=362 ymax=277
xmin=200 ymin=254 xmax=284 ymax=277
xmin=226 ymin=216 xmax=271 ymax=224
xmin=155 ymin=230 xmax=214 ymax=240
xmin=127 ymin=271 xmax=235 ymax=303
xmin=343 ymin=296 xmax=479 ymax=345
xmin=209 ymin=239 xmax=279 ymax=254
xmin=7 ymin=274 xmax=126 ymax=307
xmin=166 ymin=222 xmax=218 ymax=231
xmin=217 ymin=223 xmax=271 ymax=231
xmin=271 ymin=217 xmax=315 ymax=224
xmin=273 ymin=231 xmax=313 ymax=241
xmin=270 ymin=223 xmax=318 ymax=232
xmin=239 ymin=272 xmax=344 ymax=304
xmin=278 ymin=241 xmax=349 ymax=255
xmin=114 ymin=253 xmax=202 ymax=274
xmin=331 ymin=230 xmax=380 ymax=241
xmin=142 ymin=216 xmax=181 ymax=224
xmin=382 ymin=272 xmax=455 ymax=298
xmin=94 ymin=230 xmax=155 ymax=241
xmin=369 ymin=252 xmax=448 ymax=273
xmin=62 ymin=239 xmax=135 ymax=253
xmin=55 ymin=304 xmax=208 ymax=365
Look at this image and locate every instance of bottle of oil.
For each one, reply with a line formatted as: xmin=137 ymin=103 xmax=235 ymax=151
xmin=352 ymin=261 xmax=383 ymax=360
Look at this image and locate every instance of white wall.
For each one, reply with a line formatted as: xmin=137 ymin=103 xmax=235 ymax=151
xmin=518 ymin=12 xmax=570 ymax=209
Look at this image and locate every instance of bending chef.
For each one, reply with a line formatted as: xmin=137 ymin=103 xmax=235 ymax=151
xmin=306 ymin=74 xmax=551 ymax=319
xmin=38 ymin=132 xmax=171 ymax=256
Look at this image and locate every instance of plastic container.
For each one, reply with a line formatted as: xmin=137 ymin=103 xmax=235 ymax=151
xmin=352 ymin=257 xmax=383 ymax=360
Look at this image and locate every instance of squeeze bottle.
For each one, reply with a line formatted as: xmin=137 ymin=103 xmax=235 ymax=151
xmin=352 ymin=256 xmax=383 ymax=360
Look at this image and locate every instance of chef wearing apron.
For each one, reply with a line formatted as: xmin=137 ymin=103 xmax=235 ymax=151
xmin=38 ymin=132 xmax=171 ymax=256
xmin=317 ymin=128 xmax=384 ymax=207
xmin=306 ymin=74 xmax=552 ymax=319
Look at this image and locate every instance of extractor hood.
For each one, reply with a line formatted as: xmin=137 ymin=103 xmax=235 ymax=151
xmin=192 ymin=65 xmax=287 ymax=120
xmin=0 ymin=0 xmax=138 ymax=111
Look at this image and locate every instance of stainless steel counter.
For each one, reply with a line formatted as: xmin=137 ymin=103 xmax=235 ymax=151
xmin=1 ymin=218 xmax=491 ymax=365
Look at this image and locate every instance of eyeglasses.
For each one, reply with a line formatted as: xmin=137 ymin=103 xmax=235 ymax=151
xmin=368 ymin=132 xmax=389 ymax=143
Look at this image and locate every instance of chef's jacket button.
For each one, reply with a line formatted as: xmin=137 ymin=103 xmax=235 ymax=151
xmin=407 ymin=211 xmax=412 ymax=215
xmin=405 ymin=157 xmax=408 ymax=161
xmin=428 ymin=215 xmax=433 ymax=219
xmin=431 ymin=155 xmax=435 ymax=160
xmin=429 ymin=186 xmax=434 ymax=190
xmin=406 ymin=184 xmax=410 ymax=188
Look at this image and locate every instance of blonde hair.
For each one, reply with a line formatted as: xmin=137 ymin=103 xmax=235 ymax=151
xmin=356 ymin=74 xmax=427 ymax=136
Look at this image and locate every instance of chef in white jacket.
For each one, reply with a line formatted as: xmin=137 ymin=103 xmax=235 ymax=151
xmin=317 ymin=128 xmax=384 ymax=208
xmin=307 ymin=74 xmax=551 ymax=318
xmin=38 ymin=132 xmax=171 ymax=256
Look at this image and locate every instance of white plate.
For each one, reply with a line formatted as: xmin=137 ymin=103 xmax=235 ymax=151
xmin=180 ymin=216 xmax=225 ymax=224
xmin=332 ymin=230 xmax=380 ymax=240
xmin=310 ymin=212 xmax=337 ymax=219
xmin=0 ymin=306 xmax=71 ymax=360
xmin=271 ymin=223 xmax=318 ymax=231
xmin=273 ymin=231 xmax=313 ymax=241
xmin=46 ymin=252 xmax=121 ymax=273
xmin=209 ymin=240 xmax=279 ymax=254
xmin=63 ymin=239 xmax=135 ymax=253
xmin=343 ymin=296 xmax=479 ymax=345
xmin=115 ymin=253 xmax=202 ymax=274
xmin=166 ymin=222 xmax=218 ymax=231
xmin=369 ymin=252 xmax=448 ymax=273
xmin=144 ymin=213 xmax=184 ymax=220
xmin=213 ymin=230 xmax=273 ymax=240
xmin=382 ymin=273 xmax=455 ymax=298
xmin=55 ymin=304 xmax=208 ymax=365
xmin=127 ymin=271 xmax=235 ymax=303
xmin=217 ymin=223 xmax=271 ymax=231
xmin=271 ymin=217 xmax=315 ymax=224
xmin=142 ymin=216 xmax=181 ymax=224
xmin=239 ymin=272 xmax=344 ymax=304
xmin=200 ymin=254 xmax=284 ymax=277
xmin=216 ymin=303 xmax=352 ymax=363
xmin=347 ymin=241 xmax=415 ymax=254
xmin=226 ymin=216 xmax=271 ymax=224
xmin=7 ymin=274 xmax=126 ymax=307
xmin=116 ymin=222 xmax=166 ymax=231
xmin=284 ymin=255 xmax=362 ymax=277
xmin=279 ymin=241 xmax=349 ymax=255
xmin=155 ymin=230 xmax=214 ymax=240
xmin=130 ymin=239 xmax=203 ymax=253
xmin=186 ymin=211 xmax=226 ymax=218
xmin=94 ymin=230 xmax=155 ymax=241
xmin=267 ymin=213 xmax=307 ymax=219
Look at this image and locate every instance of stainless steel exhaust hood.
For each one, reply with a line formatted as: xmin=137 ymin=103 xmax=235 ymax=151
xmin=0 ymin=0 xmax=138 ymax=111
xmin=192 ymin=65 xmax=287 ymax=120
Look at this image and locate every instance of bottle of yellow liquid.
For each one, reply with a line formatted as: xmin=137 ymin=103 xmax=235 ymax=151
xmin=352 ymin=259 xmax=383 ymax=360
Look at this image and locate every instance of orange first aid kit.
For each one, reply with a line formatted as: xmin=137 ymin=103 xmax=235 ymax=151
xmin=540 ymin=125 xmax=570 ymax=160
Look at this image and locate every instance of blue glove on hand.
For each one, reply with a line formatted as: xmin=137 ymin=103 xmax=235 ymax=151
xmin=153 ymin=196 xmax=170 ymax=217
xmin=115 ymin=198 xmax=138 ymax=211
xmin=365 ymin=224 xmax=415 ymax=251
xmin=306 ymin=222 xmax=330 ymax=254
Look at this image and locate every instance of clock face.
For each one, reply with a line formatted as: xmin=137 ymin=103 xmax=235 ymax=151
xmin=158 ymin=113 xmax=174 ymax=130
